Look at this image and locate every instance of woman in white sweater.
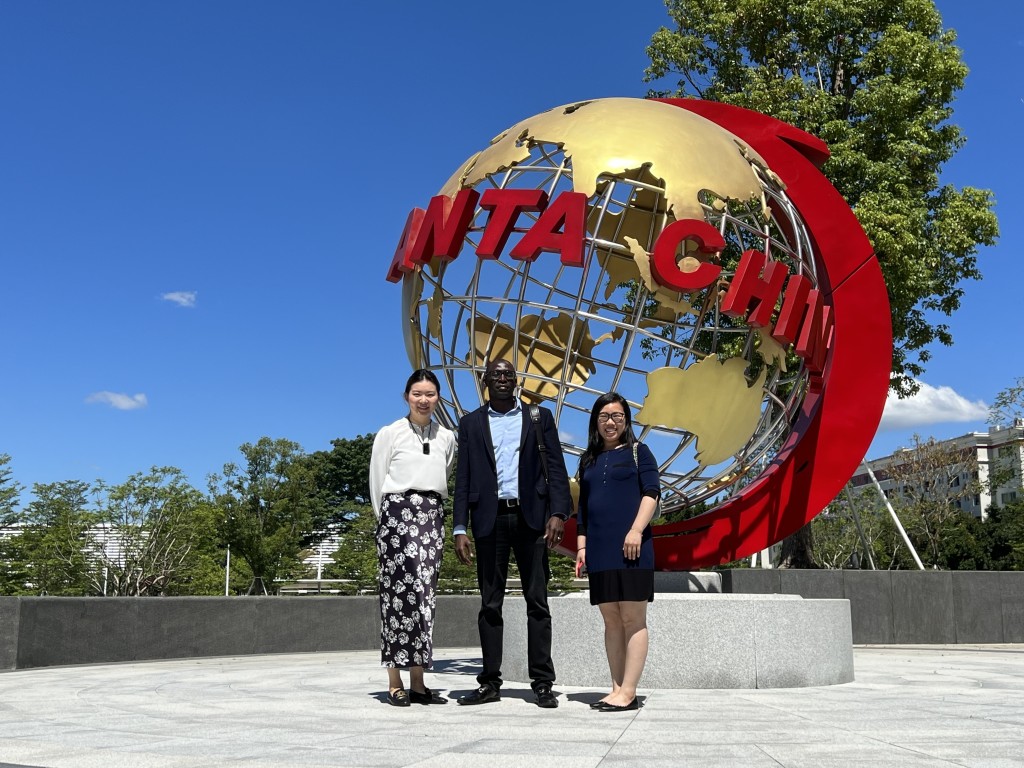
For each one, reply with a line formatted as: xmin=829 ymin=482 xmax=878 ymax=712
xmin=369 ymin=369 xmax=455 ymax=706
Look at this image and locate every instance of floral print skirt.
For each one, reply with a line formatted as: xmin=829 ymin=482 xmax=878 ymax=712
xmin=376 ymin=491 xmax=445 ymax=668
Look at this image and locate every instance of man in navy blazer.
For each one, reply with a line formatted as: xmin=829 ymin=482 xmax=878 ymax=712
xmin=453 ymin=358 xmax=571 ymax=708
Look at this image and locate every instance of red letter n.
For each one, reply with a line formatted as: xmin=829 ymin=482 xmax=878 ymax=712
xmin=795 ymin=290 xmax=833 ymax=374
xmin=772 ymin=274 xmax=834 ymax=374
xmin=408 ymin=189 xmax=479 ymax=269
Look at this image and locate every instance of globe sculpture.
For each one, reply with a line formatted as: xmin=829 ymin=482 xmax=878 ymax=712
xmin=391 ymin=97 xmax=891 ymax=568
xmin=402 ymin=98 xmax=813 ymax=504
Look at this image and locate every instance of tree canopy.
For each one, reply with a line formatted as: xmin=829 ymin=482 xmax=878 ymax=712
xmin=645 ymin=0 xmax=999 ymax=395
xmin=90 ymin=468 xmax=215 ymax=596
xmin=0 ymin=454 xmax=20 ymax=527
xmin=210 ymin=437 xmax=330 ymax=593
xmin=990 ymin=377 xmax=1024 ymax=428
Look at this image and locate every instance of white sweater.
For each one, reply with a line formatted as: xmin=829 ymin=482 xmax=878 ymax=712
xmin=369 ymin=416 xmax=456 ymax=519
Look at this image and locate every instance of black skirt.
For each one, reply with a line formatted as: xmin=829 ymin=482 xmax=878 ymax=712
xmin=588 ymin=568 xmax=655 ymax=605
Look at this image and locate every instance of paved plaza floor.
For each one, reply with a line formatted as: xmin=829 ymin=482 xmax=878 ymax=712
xmin=1 ymin=645 xmax=1023 ymax=768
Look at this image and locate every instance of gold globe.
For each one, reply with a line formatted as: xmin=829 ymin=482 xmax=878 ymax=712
xmin=401 ymin=97 xmax=816 ymax=513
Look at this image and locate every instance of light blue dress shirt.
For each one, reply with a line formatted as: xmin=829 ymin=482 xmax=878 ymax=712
xmin=454 ymin=400 xmax=522 ymax=537
xmin=489 ymin=401 xmax=522 ymax=501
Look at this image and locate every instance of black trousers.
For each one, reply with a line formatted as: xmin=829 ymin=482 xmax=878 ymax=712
xmin=474 ymin=509 xmax=555 ymax=692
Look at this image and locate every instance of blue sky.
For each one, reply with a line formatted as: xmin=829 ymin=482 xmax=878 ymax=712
xmin=2 ymin=0 xmax=1021 ymax=498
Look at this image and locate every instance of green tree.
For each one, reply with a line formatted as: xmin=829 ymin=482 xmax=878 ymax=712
xmin=210 ymin=437 xmax=326 ymax=594
xmin=90 ymin=467 xmax=214 ymax=596
xmin=934 ymin=513 xmax=990 ymax=570
xmin=883 ymin=435 xmax=980 ymax=566
xmin=0 ymin=454 xmax=27 ymax=593
xmin=321 ymin=504 xmax=378 ymax=593
xmin=163 ymin=497 xmax=234 ymax=595
xmin=814 ymin=482 xmax=918 ymax=570
xmin=980 ymin=500 xmax=1024 ymax=571
xmin=304 ymin=435 xmax=376 ymax=518
xmin=811 ymin=506 xmax=862 ymax=570
xmin=989 ymin=377 xmax=1024 ymax=427
xmin=17 ymin=480 xmax=96 ymax=595
xmin=645 ymin=0 xmax=999 ymax=396
xmin=304 ymin=434 xmax=379 ymax=592
xmin=0 ymin=454 xmax=19 ymax=526
xmin=986 ymin=377 xmax=1024 ymax=493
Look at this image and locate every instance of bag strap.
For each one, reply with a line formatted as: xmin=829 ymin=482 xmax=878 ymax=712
xmin=632 ymin=441 xmax=662 ymax=520
xmin=529 ymin=404 xmax=550 ymax=487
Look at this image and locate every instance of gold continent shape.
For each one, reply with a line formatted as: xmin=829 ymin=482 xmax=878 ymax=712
xmin=636 ymin=357 xmax=768 ymax=468
xmin=438 ymin=97 xmax=771 ymax=224
xmin=468 ymin=312 xmax=597 ymax=404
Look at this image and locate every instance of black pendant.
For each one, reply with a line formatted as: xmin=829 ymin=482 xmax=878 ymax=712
xmin=422 ymin=442 xmax=430 ymax=455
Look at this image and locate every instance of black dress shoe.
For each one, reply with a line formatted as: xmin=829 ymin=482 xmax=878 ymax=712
xmin=409 ymin=687 xmax=447 ymax=705
xmin=387 ymin=689 xmax=410 ymax=707
xmin=535 ymin=684 xmax=558 ymax=709
xmin=458 ymin=685 xmax=500 ymax=705
xmin=596 ymin=697 xmax=639 ymax=712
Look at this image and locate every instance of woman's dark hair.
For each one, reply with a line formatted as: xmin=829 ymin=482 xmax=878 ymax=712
xmin=404 ymin=369 xmax=441 ymax=396
xmin=577 ymin=392 xmax=634 ymax=475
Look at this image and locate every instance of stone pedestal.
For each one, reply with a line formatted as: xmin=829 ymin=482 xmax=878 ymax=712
xmin=502 ymin=592 xmax=853 ymax=689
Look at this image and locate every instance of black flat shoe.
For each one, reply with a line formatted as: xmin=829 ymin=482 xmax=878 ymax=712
xmin=535 ymin=684 xmax=558 ymax=709
xmin=596 ymin=697 xmax=639 ymax=712
xmin=589 ymin=700 xmax=608 ymax=709
xmin=409 ymin=687 xmax=447 ymax=705
xmin=387 ymin=689 xmax=410 ymax=707
xmin=458 ymin=685 xmax=500 ymax=705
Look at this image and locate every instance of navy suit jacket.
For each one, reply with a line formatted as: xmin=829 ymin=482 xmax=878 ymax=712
xmin=453 ymin=402 xmax=571 ymax=539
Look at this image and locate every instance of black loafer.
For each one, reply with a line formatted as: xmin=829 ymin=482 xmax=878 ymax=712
xmin=535 ymin=684 xmax=558 ymax=709
xmin=409 ymin=687 xmax=447 ymax=705
xmin=458 ymin=685 xmax=500 ymax=705
xmin=596 ymin=697 xmax=639 ymax=712
xmin=387 ymin=689 xmax=410 ymax=707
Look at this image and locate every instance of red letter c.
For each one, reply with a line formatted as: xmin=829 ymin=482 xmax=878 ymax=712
xmin=650 ymin=219 xmax=724 ymax=292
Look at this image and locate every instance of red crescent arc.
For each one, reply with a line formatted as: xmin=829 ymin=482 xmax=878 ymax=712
xmin=560 ymin=99 xmax=892 ymax=569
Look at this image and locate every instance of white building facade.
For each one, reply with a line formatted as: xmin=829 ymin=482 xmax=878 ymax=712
xmin=851 ymin=419 xmax=1024 ymax=520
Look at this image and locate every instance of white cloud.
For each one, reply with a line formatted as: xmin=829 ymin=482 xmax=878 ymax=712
xmin=879 ymin=382 xmax=987 ymax=431
xmin=85 ymin=391 xmax=148 ymax=411
xmin=161 ymin=291 xmax=197 ymax=308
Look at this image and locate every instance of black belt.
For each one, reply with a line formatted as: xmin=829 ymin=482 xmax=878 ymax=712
xmin=403 ymin=490 xmax=442 ymax=501
xmin=497 ymin=498 xmax=520 ymax=513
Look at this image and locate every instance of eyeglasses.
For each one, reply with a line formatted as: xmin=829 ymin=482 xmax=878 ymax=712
xmin=487 ymin=371 xmax=516 ymax=380
xmin=597 ymin=413 xmax=626 ymax=424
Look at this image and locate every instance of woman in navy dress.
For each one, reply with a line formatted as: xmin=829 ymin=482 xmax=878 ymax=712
xmin=575 ymin=392 xmax=659 ymax=712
